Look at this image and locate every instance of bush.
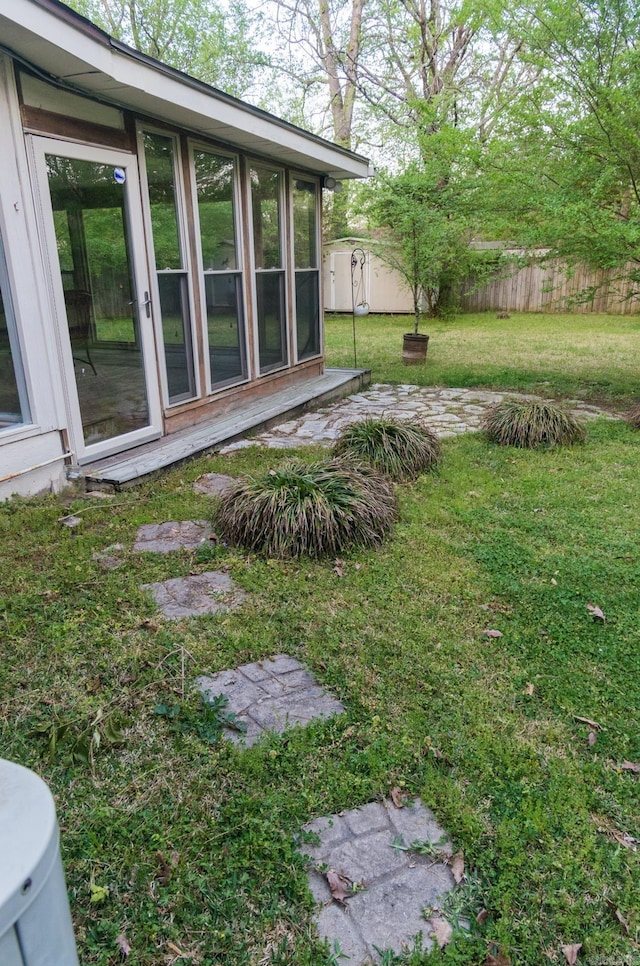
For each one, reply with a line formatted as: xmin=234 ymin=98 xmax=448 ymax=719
xmin=625 ymin=402 xmax=640 ymax=429
xmin=213 ymin=457 xmax=396 ymax=559
xmin=482 ymin=400 xmax=586 ymax=448
xmin=332 ymin=418 xmax=442 ymax=480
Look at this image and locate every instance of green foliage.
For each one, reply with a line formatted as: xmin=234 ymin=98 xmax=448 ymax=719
xmin=482 ymin=399 xmax=587 ymax=448
xmin=332 ymin=417 xmax=442 ymax=481
xmin=366 ymin=148 xmax=489 ymax=328
xmin=31 ymin=707 xmax=125 ymax=767
xmin=154 ymin=692 xmax=247 ymax=744
xmin=213 ymin=457 xmax=396 ymax=558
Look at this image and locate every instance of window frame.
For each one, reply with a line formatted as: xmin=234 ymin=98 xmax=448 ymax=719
xmin=189 ymin=140 xmax=249 ymax=395
xmin=289 ymin=172 xmax=322 ymax=363
xmin=137 ymin=124 xmax=200 ymax=408
xmin=247 ymin=160 xmax=289 ymax=376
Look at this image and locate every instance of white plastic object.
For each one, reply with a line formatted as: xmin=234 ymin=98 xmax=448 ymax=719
xmin=0 ymin=758 xmax=79 ymax=965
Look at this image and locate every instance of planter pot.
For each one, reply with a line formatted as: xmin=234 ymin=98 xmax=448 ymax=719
xmin=402 ymin=332 xmax=429 ymax=365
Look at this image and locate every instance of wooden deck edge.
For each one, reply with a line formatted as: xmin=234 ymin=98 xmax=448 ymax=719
xmin=84 ymin=368 xmax=371 ymax=489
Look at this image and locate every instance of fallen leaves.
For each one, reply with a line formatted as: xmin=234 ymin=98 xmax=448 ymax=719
xmin=482 ymin=629 xmax=503 ymax=638
xmin=606 ymin=901 xmax=631 ymax=935
xmin=326 ymin=869 xmax=355 ymax=905
xmin=116 ymin=933 xmax=131 ymax=959
xmin=333 ymin=559 xmax=346 ymax=577
xmin=485 ymin=946 xmax=511 ymax=965
xmin=522 ymin=682 xmax=535 ymax=696
xmin=390 ymin=786 xmax=406 ymax=808
xmin=449 ymin=852 xmax=465 ymax=884
xmin=586 ymin=602 xmax=605 ymax=622
xmin=561 ymin=942 xmax=582 ymax=964
xmin=429 ymin=916 xmax=453 ymax=949
xmin=621 ymin=760 xmax=640 ymax=774
xmin=155 ymin=851 xmax=180 ymax=886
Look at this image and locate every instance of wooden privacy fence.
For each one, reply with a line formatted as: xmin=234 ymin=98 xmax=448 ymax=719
xmin=460 ymin=256 xmax=640 ymax=315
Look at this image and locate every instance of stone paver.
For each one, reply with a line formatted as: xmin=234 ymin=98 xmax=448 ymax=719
xmin=92 ymin=543 xmax=125 ymax=570
xmin=196 ymin=655 xmax=345 ymax=746
xmin=142 ymin=570 xmax=246 ymax=619
xmin=134 ymin=520 xmax=211 ymax=553
xmin=218 ymin=384 xmax=617 ymax=452
xmin=193 ymin=473 xmax=236 ymax=497
xmin=300 ymin=798 xmax=456 ymax=964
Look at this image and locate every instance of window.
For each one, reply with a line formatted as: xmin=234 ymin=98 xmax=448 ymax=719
xmin=0 ymin=234 xmax=30 ymax=431
xmin=143 ymin=132 xmax=196 ymax=404
xmin=250 ymin=164 xmax=288 ymax=373
xmin=292 ymin=178 xmax=320 ymax=360
xmin=194 ymin=149 xmax=246 ymax=388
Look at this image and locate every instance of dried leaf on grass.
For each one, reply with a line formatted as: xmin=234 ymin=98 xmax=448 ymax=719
xmin=574 ymin=715 xmax=600 ymax=730
xmin=390 ymin=786 xmax=405 ymax=808
xmin=586 ymin=602 xmax=605 ymax=622
xmin=561 ymin=942 xmax=582 ymax=964
xmin=485 ymin=948 xmax=511 ymax=966
xmin=476 ymin=908 xmax=489 ymax=925
xmin=430 ymin=916 xmax=453 ymax=949
xmin=326 ymin=869 xmax=354 ymax=905
xmin=587 ymin=730 xmax=597 ymax=746
xmin=482 ymin=629 xmax=503 ymax=638
xmin=155 ymin=850 xmax=180 ymax=886
xmin=610 ymin=829 xmax=638 ymax=851
xmin=333 ymin=559 xmax=346 ymax=577
xmin=621 ymin=760 xmax=640 ymax=773
xmin=116 ymin=933 xmax=131 ymax=958
xmin=606 ymin=902 xmax=630 ymax=935
xmin=450 ymin=852 xmax=465 ymax=884
xmin=522 ymin=682 xmax=535 ymax=696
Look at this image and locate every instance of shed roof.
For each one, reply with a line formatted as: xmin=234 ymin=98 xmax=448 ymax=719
xmin=0 ymin=0 xmax=373 ymax=181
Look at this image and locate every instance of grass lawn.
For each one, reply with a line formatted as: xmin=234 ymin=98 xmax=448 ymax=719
xmin=1 ymin=313 xmax=639 ymax=964
xmin=325 ymin=310 xmax=640 ymax=407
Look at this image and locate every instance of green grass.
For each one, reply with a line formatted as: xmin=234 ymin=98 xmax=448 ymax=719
xmin=326 ymin=310 xmax=640 ymax=406
xmin=1 ymin=313 xmax=640 ymax=964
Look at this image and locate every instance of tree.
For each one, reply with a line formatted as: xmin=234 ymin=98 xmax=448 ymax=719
xmin=366 ymin=156 xmax=477 ymax=327
xmin=484 ymin=0 xmax=640 ymax=299
xmin=66 ymin=0 xmax=258 ymax=97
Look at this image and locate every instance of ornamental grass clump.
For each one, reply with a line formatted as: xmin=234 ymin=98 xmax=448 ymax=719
xmin=625 ymin=402 xmax=640 ymax=429
xmin=482 ymin=400 xmax=586 ymax=449
xmin=332 ymin=417 xmax=442 ymax=481
xmin=213 ymin=457 xmax=396 ymax=559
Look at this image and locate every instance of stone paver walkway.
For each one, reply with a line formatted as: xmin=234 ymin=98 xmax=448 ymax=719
xmin=301 ymin=798 xmax=457 ymax=964
xmin=142 ymin=570 xmax=246 ymax=619
xmin=193 ymin=473 xmax=236 ymax=496
xmin=219 ymin=384 xmax=615 ymax=452
xmin=196 ymin=655 xmax=345 ymax=746
xmin=134 ymin=520 xmax=212 ymax=552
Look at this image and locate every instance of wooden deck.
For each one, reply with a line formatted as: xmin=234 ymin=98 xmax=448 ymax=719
xmin=83 ymin=368 xmax=370 ymax=488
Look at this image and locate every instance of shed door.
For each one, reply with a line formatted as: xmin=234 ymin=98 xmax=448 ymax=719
xmin=31 ymin=138 xmax=162 ymax=463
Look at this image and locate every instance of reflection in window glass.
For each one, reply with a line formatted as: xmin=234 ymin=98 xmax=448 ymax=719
xmin=144 ymin=132 xmax=196 ymax=403
xmin=293 ymin=179 xmax=317 ymax=269
xmin=293 ymin=179 xmax=320 ymax=360
xmin=0 ymin=238 xmax=30 ymax=430
xmin=194 ymin=149 xmax=246 ymax=388
xmin=251 ymin=166 xmax=282 ymax=269
xmin=195 ymin=152 xmax=237 ymax=271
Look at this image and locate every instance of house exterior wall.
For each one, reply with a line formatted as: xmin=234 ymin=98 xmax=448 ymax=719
xmin=323 ymin=240 xmax=414 ymax=314
xmin=0 ymin=22 xmax=360 ymax=498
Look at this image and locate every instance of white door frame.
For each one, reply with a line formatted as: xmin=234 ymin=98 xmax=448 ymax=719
xmin=29 ymin=136 xmax=163 ymax=463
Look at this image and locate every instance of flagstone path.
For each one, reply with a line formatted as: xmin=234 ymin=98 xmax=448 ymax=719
xmin=141 ymin=570 xmax=246 ymax=619
xmin=196 ymin=655 xmax=345 ymax=746
xmin=218 ymin=383 xmax=615 ymax=453
xmin=302 ymin=798 xmax=458 ymax=963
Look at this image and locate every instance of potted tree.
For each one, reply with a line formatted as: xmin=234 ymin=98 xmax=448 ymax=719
xmin=366 ymin=162 xmax=472 ymax=363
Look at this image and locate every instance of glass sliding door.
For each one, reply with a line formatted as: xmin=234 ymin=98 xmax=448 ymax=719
xmin=141 ymin=132 xmax=196 ymax=405
xmin=250 ymin=164 xmax=288 ymax=373
xmin=292 ymin=178 xmax=320 ymax=360
xmin=193 ymin=149 xmax=247 ymax=389
xmin=32 ymin=138 xmax=161 ymax=461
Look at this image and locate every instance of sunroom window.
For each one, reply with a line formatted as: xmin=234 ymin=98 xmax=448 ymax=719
xmin=292 ymin=178 xmax=320 ymax=360
xmin=250 ymin=164 xmax=288 ymax=373
xmin=0 ymin=235 xmax=30 ymax=431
